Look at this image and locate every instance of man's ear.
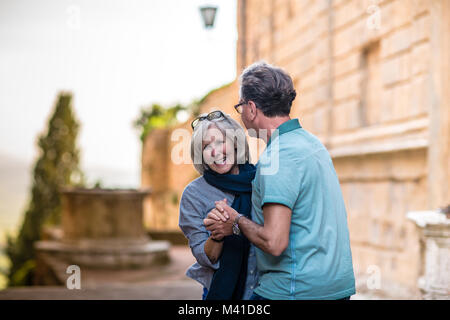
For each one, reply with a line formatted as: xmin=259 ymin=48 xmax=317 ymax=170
xmin=248 ymin=100 xmax=258 ymax=121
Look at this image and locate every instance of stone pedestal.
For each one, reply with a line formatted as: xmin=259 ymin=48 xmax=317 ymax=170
xmin=407 ymin=209 xmax=450 ymax=299
xmin=35 ymin=188 xmax=170 ymax=270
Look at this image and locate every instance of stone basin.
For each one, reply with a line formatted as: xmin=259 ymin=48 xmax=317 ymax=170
xmin=35 ymin=187 xmax=170 ymax=270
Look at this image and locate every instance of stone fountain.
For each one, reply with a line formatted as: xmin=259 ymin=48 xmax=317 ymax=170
xmin=35 ymin=187 xmax=170 ymax=272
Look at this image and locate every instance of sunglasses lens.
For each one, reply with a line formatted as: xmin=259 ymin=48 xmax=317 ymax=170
xmin=208 ymin=111 xmax=222 ymax=120
xmin=192 ymin=112 xmax=223 ymax=129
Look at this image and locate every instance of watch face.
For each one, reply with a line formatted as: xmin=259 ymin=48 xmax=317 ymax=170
xmin=232 ymin=223 xmax=240 ymax=235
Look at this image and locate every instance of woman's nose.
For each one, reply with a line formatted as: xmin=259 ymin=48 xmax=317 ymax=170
xmin=211 ymin=148 xmax=216 ymax=157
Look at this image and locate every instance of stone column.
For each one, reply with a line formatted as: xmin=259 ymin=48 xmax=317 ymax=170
xmin=142 ymin=128 xmax=170 ymax=230
xmin=407 ymin=210 xmax=450 ymax=299
xmin=428 ymin=0 xmax=450 ymax=209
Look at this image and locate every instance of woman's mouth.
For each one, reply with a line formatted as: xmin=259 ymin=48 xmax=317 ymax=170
xmin=214 ymin=157 xmax=226 ymax=165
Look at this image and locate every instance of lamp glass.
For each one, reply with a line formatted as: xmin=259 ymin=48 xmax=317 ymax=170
xmin=200 ymin=6 xmax=217 ymax=28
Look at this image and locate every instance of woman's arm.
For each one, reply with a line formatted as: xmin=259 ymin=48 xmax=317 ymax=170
xmin=204 ymin=236 xmax=224 ymax=264
xmin=179 ymin=187 xmax=223 ymax=269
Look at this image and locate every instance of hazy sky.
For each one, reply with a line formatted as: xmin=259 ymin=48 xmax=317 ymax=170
xmin=0 ymin=0 xmax=237 ymax=187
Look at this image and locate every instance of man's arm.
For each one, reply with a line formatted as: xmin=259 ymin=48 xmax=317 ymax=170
xmin=238 ymin=203 xmax=291 ymax=256
xmin=204 ymin=201 xmax=291 ymax=257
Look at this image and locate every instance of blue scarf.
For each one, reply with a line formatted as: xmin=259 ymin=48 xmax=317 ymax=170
xmin=203 ymin=162 xmax=256 ymax=300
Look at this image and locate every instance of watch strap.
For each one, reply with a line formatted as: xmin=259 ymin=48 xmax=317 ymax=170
xmin=211 ymin=236 xmax=224 ymax=243
xmin=234 ymin=214 xmax=244 ymax=226
xmin=232 ymin=214 xmax=244 ymax=235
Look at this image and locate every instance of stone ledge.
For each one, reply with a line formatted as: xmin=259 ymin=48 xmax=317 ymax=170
xmin=330 ymin=117 xmax=429 ymax=146
xmin=407 ymin=210 xmax=450 ymax=228
xmin=147 ymin=230 xmax=188 ymax=245
xmin=35 ymin=239 xmax=171 ymax=269
xmin=329 ymin=137 xmax=428 ymax=158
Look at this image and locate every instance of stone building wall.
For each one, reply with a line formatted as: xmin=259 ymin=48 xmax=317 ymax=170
xmin=142 ymin=0 xmax=450 ymax=298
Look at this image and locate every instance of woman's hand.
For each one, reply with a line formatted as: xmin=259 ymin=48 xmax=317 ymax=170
xmin=214 ymin=199 xmax=239 ymax=222
xmin=207 ymin=208 xmax=228 ymax=222
xmin=203 ymin=198 xmax=231 ymax=222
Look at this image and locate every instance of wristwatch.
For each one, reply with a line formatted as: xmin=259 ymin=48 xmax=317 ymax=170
xmin=232 ymin=214 xmax=244 ymax=236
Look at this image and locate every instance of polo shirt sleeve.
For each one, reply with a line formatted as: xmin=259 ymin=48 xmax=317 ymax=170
xmin=258 ymin=150 xmax=302 ymax=210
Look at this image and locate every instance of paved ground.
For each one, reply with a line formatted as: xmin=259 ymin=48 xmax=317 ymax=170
xmin=0 ymin=245 xmax=203 ymax=300
xmin=0 ymin=245 xmax=379 ymax=300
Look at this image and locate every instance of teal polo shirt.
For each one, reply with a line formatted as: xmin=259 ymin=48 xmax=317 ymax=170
xmin=251 ymin=119 xmax=355 ymax=300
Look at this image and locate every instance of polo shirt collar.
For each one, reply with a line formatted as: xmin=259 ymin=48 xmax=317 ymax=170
xmin=267 ymin=118 xmax=302 ymax=146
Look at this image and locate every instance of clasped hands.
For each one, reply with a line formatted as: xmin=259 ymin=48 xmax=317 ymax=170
xmin=203 ymin=198 xmax=239 ymax=241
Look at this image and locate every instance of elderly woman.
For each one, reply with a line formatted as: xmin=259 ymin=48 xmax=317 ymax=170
xmin=178 ymin=110 xmax=258 ymax=300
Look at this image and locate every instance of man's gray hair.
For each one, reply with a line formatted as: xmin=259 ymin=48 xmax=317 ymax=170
xmin=190 ymin=111 xmax=251 ymax=175
xmin=239 ymin=61 xmax=296 ymax=117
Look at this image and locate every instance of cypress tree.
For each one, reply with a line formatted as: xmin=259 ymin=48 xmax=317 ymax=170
xmin=5 ymin=92 xmax=84 ymax=286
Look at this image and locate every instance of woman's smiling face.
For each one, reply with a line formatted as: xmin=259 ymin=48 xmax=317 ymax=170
xmin=202 ymin=124 xmax=238 ymax=175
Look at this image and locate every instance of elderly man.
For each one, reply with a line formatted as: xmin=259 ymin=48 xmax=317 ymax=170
xmin=204 ymin=61 xmax=356 ymax=300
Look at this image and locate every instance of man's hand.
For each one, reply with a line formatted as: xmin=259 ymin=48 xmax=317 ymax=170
xmin=204 ymin=219 xmax=233 ymax=240
xmin=203 ymin=199 xmax=238 ymax=239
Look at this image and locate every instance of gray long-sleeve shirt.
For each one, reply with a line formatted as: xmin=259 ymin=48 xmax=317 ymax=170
xmin=178 ymin=176 xmax=259 ymax=300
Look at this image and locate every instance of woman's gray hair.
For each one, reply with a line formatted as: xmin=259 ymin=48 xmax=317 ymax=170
xmin=239 ymin=61 xmax=296 ymax=117
xmin=190 ymin=111 xmax=251 ymax=175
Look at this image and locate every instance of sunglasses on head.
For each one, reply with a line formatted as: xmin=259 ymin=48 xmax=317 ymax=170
xmin=191 ymin=110 xmax=226 ymax=130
